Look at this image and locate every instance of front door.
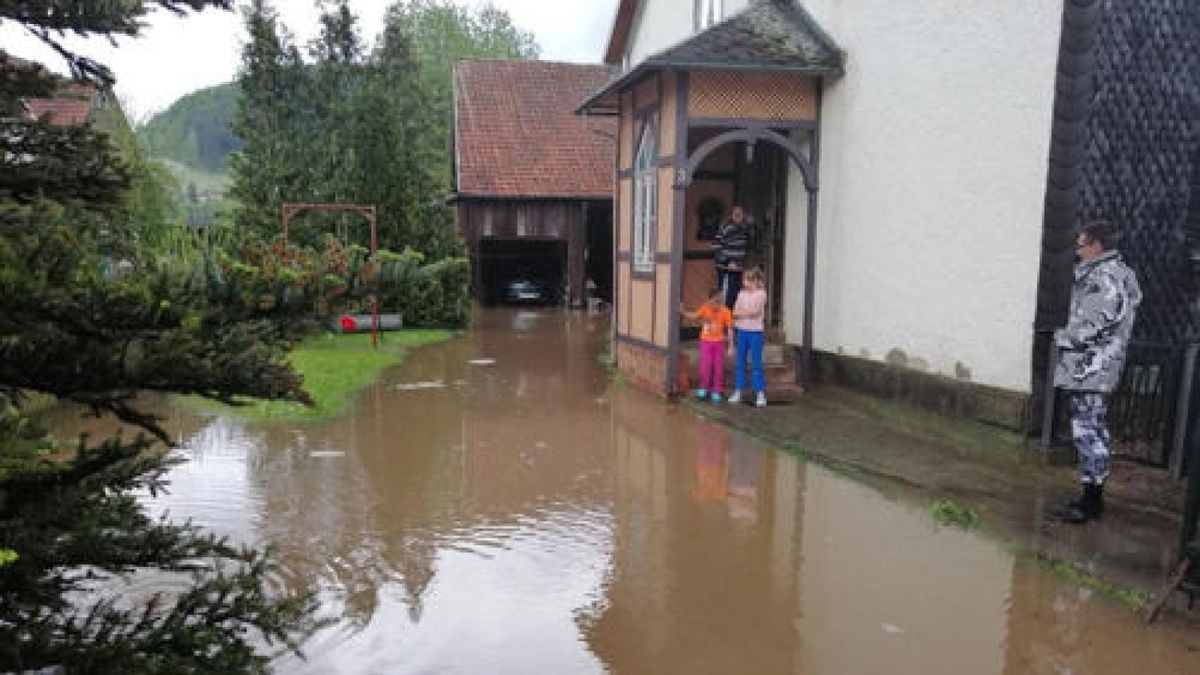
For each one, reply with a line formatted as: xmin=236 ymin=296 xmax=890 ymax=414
xmin=736 ymin=142 xmax=787 ymax=333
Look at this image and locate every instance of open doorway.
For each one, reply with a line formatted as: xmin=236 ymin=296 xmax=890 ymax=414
xmin=680 ymin=133 xmax=788 ymax=334
xmin=479 ymin=238 xmax=566 ymax=306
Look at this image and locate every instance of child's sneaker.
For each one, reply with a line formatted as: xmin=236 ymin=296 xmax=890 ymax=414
xmin=710 ymin=392 xmax=724 ymax=404
xmin=694 ymin=389 xmax=707 ymax=400
xmin=727 ymin=390 xmax=742 ymax=404
xmin=755 ymin=392 xmax=767 ymax=407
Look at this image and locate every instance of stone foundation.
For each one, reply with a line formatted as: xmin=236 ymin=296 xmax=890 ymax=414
xmin=617 ymin=339 xmax=669 ymax=396
xmin=810 ymin=349 xmax=1032 ymax=432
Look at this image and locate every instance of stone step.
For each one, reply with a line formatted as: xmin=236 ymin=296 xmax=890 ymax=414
xmin=677 ymin=349 xmax=796 ymax=390
xmin=681 ymin=343 xmax=790 ymax=366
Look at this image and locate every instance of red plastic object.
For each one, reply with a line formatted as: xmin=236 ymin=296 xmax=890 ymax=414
xmin=339 ymin=315 xmax=357 ymax=333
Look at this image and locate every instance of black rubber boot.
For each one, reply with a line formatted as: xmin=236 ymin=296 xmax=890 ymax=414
xmin=1084 ymin=483 xmax=1104 ymax=518
xmin=1057 ymin=484 xmax=1104 ymax=524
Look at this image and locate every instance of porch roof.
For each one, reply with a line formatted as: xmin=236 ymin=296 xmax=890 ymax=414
xmin=578 ymin=0 xmax=844 ymax=114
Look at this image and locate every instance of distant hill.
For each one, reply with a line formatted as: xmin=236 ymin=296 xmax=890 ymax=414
xmin=138 ymin=82 xmax=240 ymax=175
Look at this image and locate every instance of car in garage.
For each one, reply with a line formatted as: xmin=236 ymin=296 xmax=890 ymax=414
xmin=504 ymin=278 xmax=553 ymax=305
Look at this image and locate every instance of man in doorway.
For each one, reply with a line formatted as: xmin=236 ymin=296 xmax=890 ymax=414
xmin=713 ymin=205 xmax=750 ymax=308
xmin=1054 ymin=221 xmax=1142 ymax=524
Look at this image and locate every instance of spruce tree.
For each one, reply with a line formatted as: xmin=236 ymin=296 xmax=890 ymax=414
xmin=1 ymin=2 xmax=317 ymax=672
xmin=228 ymin=0 xmax=306 ymax=242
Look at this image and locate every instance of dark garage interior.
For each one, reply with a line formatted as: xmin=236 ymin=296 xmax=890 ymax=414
xmin=479 ymin=239 xmax=566 ymax=305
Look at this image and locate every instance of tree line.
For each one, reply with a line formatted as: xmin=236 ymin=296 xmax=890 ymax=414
xmin=230 ymin=0 xmax=537 ymax=259
xmin=0 ymin=0 xmax=538 ymax=671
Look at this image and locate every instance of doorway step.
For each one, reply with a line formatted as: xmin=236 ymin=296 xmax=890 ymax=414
xmin=678 ymin=341 xmax=798 ymax=395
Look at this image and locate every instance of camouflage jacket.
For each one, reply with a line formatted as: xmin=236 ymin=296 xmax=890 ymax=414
xmin=1054 ymin=250 xmax=1142 ymax=392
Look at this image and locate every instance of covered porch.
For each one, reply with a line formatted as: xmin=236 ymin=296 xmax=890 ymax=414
xmin=579 ymin=1 xmax=843 ymax=396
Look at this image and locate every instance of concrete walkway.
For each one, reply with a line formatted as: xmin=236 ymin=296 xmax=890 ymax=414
xmin=686 ymin=385 xmax=1198 ymax=617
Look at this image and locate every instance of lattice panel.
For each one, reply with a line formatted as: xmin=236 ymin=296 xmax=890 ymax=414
xmin=1079 ymin=0 xmax=1200 ymax=344
xmin=688 ymin=71 xmax=816 ymax=121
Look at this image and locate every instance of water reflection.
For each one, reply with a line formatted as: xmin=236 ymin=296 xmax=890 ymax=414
xmin=126 ymin=309 xmax=1198 ymax=674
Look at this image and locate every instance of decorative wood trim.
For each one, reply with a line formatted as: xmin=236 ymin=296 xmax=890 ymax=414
xmin=634 ymin=101 xmax=660 ymax=120
xmin=680 ymin=127 xmax=816 ymax=190
xmin=688 ymin=118 xmax=817 ymax=130
xmin=693 ymin=170 xmax=737 ymax=181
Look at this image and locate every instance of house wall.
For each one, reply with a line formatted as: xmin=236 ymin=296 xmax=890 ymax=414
xmin=626 ymin=0 xmax=752 ymax=65
xmin=780 ymin=0 xmax=1062 ymax=393
xmin=615 ymin=71 xmax=680 ymax=393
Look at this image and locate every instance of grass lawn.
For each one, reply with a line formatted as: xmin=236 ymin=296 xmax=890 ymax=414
xmin=184 ymin=330 xmax=454 ymax=421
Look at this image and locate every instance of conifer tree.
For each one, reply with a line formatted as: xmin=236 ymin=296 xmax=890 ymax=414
xmin=228 ymin=0 xmax=306 ymax=241
xmin=1 ymin=2 xmax=317 ymax=671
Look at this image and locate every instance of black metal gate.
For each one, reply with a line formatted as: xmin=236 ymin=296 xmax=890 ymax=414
xmin=1043 ymin=341 xmax=1199 ymax=475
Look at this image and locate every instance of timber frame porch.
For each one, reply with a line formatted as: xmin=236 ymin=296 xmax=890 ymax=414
xmin=578 ymin=0 xmax=844 ymax=396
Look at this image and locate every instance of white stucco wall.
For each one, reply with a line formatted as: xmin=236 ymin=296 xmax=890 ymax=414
xmin=625 ymin=0 xmax=752 ymax=65
xmin=782 ymin=0 xmax=1062 ymax=393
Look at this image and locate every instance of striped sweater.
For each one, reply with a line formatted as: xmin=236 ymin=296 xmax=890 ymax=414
xmin=713 ymin=219 xmax=749 ymax=270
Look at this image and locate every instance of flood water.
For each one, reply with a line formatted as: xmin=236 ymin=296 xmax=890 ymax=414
xmin=136 ymin=309 xmax=1198 ymax=673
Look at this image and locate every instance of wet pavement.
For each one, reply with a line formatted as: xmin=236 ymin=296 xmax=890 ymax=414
xmin=102 ymin=309 xmax=1200 ymax=672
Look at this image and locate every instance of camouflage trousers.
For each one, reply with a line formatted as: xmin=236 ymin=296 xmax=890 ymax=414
xmin=1069 ymin=392 xmax=1110 ymax=485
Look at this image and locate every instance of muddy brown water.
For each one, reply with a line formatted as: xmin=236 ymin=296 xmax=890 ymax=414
xmin=70 ymin=309 xmax=1200 ymax=673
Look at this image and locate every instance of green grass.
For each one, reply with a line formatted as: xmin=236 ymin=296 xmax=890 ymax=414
xmin=1027 ymin=551 xmax=1155 ymax=611
xmin=930 ymin=498 xmax=980 ymax=529
xmin=184 ymin=330 xmax=453 ymax=421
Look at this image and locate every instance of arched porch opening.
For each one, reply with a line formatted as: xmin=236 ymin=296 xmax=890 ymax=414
xmin=670 ymin=125 xmax=822 ymax=390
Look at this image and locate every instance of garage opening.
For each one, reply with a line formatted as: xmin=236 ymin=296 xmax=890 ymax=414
xmin=479 ymin=238 xmax=566 ymax=306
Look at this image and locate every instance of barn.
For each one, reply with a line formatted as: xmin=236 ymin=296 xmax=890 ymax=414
xmin=452 ymin=59 xmax=616 ymax=308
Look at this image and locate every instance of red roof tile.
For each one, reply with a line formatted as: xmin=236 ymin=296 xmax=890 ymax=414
xmin=25 ymin=83 xmax=97 ymax=126
xmin=454 ymin=60 xmax=616 ymax=200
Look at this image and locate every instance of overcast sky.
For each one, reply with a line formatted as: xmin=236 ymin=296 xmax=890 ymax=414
xmin=0 ymin=0 xmax=616 ymax=122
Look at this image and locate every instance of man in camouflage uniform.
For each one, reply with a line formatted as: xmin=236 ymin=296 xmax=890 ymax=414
xmin=1053 ymin=221 xmax=1142 ymax=524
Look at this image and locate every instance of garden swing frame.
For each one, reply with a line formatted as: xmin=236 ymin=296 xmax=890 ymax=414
xmin=281 ymin=202 xmax=381 ymax=347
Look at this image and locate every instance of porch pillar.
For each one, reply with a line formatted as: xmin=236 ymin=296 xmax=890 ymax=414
xmin=800 ymin=81 xmax=824 ymax=387
xmin=665 ymin=71 xmax=690 ymax=395
xmin=801 ymin=185 xmax=819 ymax=385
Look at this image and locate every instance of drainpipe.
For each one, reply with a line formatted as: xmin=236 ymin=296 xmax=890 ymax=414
xmin=1040 ymin=341 xmax=1059 ymax=452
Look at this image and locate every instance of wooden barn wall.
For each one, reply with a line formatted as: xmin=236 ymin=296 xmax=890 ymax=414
xmin=456 ymin=199 xmax=588 ymax=306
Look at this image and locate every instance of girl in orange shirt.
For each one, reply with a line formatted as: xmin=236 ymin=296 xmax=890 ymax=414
xmin=681 ymin=290 xmax=734 ymax=402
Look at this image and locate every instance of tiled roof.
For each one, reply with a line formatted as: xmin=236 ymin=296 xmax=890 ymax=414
xmin=580 ymin=0 xmax=843 ymax=113
xmin=454 ymin=60 xmax=616 ymax=200
xmin=25 ymin=83 xmax=98 ymax=125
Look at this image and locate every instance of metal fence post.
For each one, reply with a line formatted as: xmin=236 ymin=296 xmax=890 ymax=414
xmin=1169 ymin=343 xmax=1199 ymax=479
xmin=1180 ymin=410 xmax=1200 ymax=557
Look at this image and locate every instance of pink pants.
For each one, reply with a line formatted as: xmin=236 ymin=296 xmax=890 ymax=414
xmin=698 ymin=339 xmax=725 ymax=394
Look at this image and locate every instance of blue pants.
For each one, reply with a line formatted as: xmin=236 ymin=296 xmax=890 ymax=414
xmin=1069 ymin=392 xmax=1110 ymax=485
xmin=735 ymin=329 xmax=765 ymax=393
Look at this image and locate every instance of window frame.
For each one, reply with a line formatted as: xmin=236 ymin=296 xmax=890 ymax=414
xmin=632 ymin=121 xmax=658 ymax=275
xmin=695 ymin=0 xmax=724 ymax=30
